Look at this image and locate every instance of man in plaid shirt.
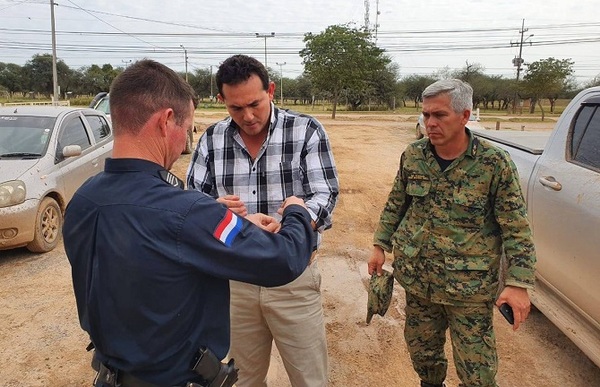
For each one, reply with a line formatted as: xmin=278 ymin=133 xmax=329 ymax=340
xmin=186 ymin=54 xmax=339 ymax=387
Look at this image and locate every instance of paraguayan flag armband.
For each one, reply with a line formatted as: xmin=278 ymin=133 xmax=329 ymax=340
xmin=213 ymin=210 xmax=243 ymax=247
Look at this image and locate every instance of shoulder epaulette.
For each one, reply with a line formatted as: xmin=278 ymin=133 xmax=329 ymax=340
xmin=159 ymin=170 xmax=184 ymax=190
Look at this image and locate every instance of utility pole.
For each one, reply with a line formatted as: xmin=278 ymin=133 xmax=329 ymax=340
xmin=374 ymin=0 xmax=380 ymax=42
xmin=121 ymin=59 xmax=132 ymax=68
xmin=364 ymin=0 xmax=370 ymax=31
xmin=50 ymin=0 xmax=59 ymax=105
xmin=255 ymin=32 xmax=275 ymax=68
xmin=510 ymin=19 xmax=533 ymax=113
xmin=276 ymin=62 xmax=286 ymax=106
xmin=180 ymin=44 xmax=188 ymax=82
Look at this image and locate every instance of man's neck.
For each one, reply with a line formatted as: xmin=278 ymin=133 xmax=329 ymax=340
xmin=239 ymin=128 xmax=268 ymax=160
xmin=434 ymin=134 xmax=469 ymax=160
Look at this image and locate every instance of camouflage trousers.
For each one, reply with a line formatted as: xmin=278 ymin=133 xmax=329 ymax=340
xmin=404 ymin=292 xmax=498 ymax=387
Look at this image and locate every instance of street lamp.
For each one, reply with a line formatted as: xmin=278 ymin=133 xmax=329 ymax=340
xmin=180 ymin=44 xmax=188 ymax=82
xmin=276 ymin=62 xmax=286 ymax=106
xmin=255 ymin=32 xmax=275 ymax=68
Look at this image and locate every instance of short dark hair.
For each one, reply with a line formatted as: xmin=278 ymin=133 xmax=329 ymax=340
xmin=216 ymin=55 xmax=269 ymax=98
xmin=109 ymin=59 xmax=197 ymax=135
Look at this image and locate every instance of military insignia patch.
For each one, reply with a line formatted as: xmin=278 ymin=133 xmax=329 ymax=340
xmin=213 ymin=211 xmax=243 ymax=247
xmin=158 ymin=170 xmax=184 ymax=189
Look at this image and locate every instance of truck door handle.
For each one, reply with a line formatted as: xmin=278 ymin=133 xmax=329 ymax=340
xmin=538 ymin=176 xmax=562 ymax=191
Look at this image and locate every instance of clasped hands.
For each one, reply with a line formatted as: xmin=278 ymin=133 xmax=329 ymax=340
xmin=217 ymin=194 xmax=307 ymax=233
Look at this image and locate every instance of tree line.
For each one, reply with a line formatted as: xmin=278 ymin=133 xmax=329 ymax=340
xmin=2 ymin=25 xmax=599 ymax=119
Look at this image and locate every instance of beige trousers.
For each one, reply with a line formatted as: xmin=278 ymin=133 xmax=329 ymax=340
xmin=228 ymin=260 xmax=328 ymax=387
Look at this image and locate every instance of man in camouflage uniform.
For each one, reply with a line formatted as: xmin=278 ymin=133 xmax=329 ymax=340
xmin=368 ymin=79 xmax=536 ymax=387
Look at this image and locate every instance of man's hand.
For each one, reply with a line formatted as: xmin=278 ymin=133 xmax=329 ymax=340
xmin=368 ymin=246 xmax=386 ymax=276
xmin=277 ymin=196 xmax=307 ymax=216
xmin=246 ymin=213 xmax=281 ymax=233
xmin=496 ymin=285 xmax=531 ymax=331
xmin=217 ymin=195 xmax=247 ymax=217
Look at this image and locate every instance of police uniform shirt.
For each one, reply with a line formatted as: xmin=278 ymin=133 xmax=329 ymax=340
xmin=63 ymin=158 xmax=313 ymax=385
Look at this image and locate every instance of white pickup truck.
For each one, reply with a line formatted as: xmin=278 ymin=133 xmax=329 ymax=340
xmin=471 ymin=87 xmax=600 ymax=367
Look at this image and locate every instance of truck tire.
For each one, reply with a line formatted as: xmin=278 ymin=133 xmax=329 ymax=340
xmin=27 ymin=197 xmax=62 ymax=253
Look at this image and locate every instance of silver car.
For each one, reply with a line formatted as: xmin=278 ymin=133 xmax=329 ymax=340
xmin=0 ymin=106 xmax=113 ymax=252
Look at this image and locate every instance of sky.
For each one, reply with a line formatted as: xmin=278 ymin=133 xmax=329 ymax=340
xmin=1 ymin=0 xmax=599 ymax=86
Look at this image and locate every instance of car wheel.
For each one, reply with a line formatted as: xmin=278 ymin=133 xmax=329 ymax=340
xmin=415 ymin=124 xmax=424 ymax=139
xmin=26 ymin=197 xmax=62 ymax=253
xmin=183 ymin=128 xmax=194 ymax=154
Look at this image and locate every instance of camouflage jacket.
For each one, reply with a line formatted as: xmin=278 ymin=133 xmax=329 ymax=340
xmin=373 ymin=130 xmax=536 ymax=305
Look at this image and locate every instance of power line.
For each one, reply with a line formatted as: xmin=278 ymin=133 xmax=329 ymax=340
xmin=63 ymin=0 xmax=158 ymax=49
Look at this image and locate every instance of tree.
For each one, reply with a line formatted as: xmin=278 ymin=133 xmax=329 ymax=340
xmin=295 ymin=74 xmax=313 ymax=104
xmin=346 ymin=60 xmax=398 ymax=110
xmin=399 ymin=74 xmax=437 ymax=108
xmin=454 ymin=61 xmax=485 ymax=84
xmin=188 ymin=68 xmax=212 ymax=99
xmin=584 ymin=74 xmax=600 ymax=88
xmin=0 ymin=62 xmax=25 ymax=97
xmin=22 ymin=54 xmax=71 ymax=97
xmin=78 ymin=64 xmax=121 ymax=95
xmin=523 ymin=57 xmax=574 ymax=119
xmin=300 ymin=24 xmax=389 ymax=118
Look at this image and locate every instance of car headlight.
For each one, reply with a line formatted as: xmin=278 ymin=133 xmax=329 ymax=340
xmin=0 ymin=180 xmax=26 ymax=208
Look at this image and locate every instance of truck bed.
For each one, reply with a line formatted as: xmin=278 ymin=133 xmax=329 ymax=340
xmin=470 ymin=128 xmax=551 ymax=155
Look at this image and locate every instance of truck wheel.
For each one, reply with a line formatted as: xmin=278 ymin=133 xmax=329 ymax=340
xmin=27 ymin=197 xmax=62 ymax=253
xmin=183 ymin=128 xmax=194 ymax=154
xmin=415 ymin=124 xmax=424 ymax=139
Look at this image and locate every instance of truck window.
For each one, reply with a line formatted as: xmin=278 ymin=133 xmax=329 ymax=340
xmin=571 ymin=104 xmax=600 ymax=170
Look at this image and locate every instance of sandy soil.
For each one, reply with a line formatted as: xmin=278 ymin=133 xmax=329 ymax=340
xmin=1 ymin=111 xmax=599 ymax=386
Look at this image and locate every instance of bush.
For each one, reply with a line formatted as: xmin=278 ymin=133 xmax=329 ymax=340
xmin=68 ymin=96 xmax=94 ymax=107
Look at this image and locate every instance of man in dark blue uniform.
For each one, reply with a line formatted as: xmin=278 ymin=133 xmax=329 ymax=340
xmin=63 ymin=59 xmax=314 ymax=387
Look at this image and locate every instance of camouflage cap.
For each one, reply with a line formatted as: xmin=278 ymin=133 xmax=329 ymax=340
xmin=366 ymin=269 xmax=394 ymax=324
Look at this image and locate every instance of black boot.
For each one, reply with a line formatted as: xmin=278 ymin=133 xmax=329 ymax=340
xmin=420 ymin=381 xmax=445 ymax=387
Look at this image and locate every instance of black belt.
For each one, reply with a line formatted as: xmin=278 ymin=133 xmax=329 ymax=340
xmin=94 ymin=362 xmax=206 ymax=387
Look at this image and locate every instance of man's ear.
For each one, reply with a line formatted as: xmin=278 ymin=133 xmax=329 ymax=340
xmin=461 ymin=109 xmax=471 ymax=126
xmin=267 ymin=82 xmax=275 ymax=100
xmin=217 ymin=93 xmax=224 ymax=103
xmin=158 ymin=108 xmax=175 ymax=137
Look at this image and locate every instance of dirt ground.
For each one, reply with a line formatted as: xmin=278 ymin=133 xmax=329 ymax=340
xmin=1 ymin=111 xmax=600 ymax=386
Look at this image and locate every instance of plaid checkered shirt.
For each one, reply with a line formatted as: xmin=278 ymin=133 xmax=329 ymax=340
xmin=186 ymin=105 xmax=339 ymax=233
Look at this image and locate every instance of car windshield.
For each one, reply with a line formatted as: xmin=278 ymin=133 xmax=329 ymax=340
xmin=95 ymin=98 xmax=110 ymax=115
xmin=0 ymin=116 xmax=56 ymax=158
